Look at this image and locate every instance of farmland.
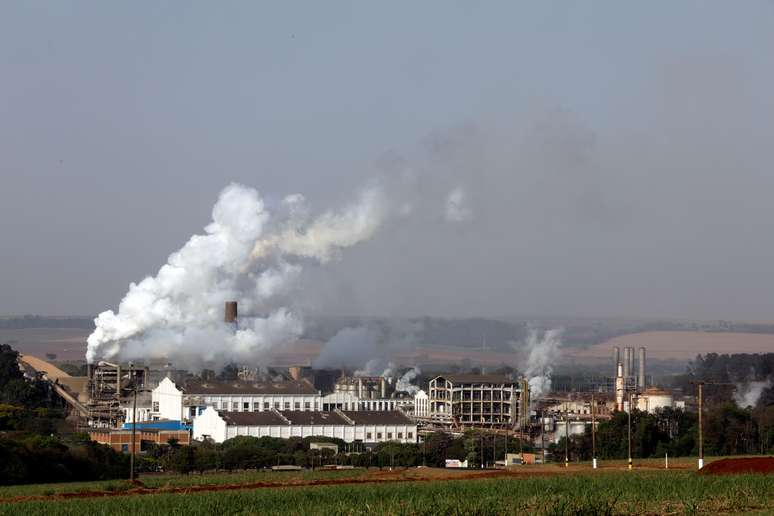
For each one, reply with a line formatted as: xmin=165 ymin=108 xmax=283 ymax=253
xmin=0 ymin=461 xmax=772 ymax=515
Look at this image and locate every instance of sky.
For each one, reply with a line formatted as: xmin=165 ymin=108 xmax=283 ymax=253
xmin=2 ymin=1 xmax=774 ymax=321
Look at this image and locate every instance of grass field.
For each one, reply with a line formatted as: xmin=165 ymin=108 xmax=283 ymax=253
xmin=0 ymin=460 xmax=772 ymax=515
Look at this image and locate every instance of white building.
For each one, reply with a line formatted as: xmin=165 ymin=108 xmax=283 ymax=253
xmin=320 ymin=391 xmax=409 ymax=412
xmin=135 ymin=377 xmax=322 ymax=424
xmin=635 ymin=387 xmax=674 ymax=414
xmin=414 ymin=390 xmax=429 ymax=418
xmin=193 ymin=407 xmax=417 ymax=444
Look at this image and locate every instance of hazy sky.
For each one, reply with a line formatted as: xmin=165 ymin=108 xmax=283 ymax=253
xmin=2 ymin=2 xmax=774 ymax=320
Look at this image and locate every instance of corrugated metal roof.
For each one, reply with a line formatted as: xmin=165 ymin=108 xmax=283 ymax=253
xmin=340 ymin=410 xmax=414 ymax=425
xmin=185 ymin=379 xmax=318 ymax=395
xmin=221 ymin=410 xmax=289 ymax=426
xmin=281 ymin=411 xmax=350 ymax=426
xmin=219 ymin=410 xmax=415 ymax=427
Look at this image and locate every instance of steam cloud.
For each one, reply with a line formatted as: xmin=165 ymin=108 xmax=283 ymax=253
xmin=313 ymin=321 xmax=422 ymax=372
xmin=86 ymin=182 xmax=387 ymax=368
xmin=521 ymin=328 xmax=563 ymax=397
xmin=734 ymin=379 xmax=772 ymax=409
xmin=396 ymin=366 xmax=421 ymax=395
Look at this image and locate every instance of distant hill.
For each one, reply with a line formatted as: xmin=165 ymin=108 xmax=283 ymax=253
xmin=0 ymin=315 xmax=94 ymax=330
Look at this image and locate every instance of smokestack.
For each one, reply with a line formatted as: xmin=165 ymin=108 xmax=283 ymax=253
xmin=380 ymin=377 xmax=386 ymax=399
xmin=224 ymin=301 xmax=238 ymax=324
xmin=358 ymin=378 xmax=363 ymax=399
xmin=638 ymin=347 xmax=646 ymax=390
xmin=623 ymin=347 xmax=633 ymax=379
xmin=613 ymin=347 xmax=620 ymax=377
xmin=615 ymin=362 xmax=625 ymax=411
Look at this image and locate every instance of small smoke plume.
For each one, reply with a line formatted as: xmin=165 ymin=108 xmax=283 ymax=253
xmin=445 ymin=186 xmax=472 ymax=222
xmin=521 ymin=328 xmax=563 ymax=398
xmin=313 ymin=327 xmax=381 ymax=372
xmin=87 ymin=183 xmax=386 ymax=369
xmin=313 ymin=320 xmax=422 ymax=372
xmin=734 ymin=379 xmax=772 ymax=408
xmin=396 ymin=366 xmax=421 ymax=395
xmin=354 ymin=360 xmax=397 ymax=379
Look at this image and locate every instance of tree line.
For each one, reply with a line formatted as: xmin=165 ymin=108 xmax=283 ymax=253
xmin=148 ymin=431 xmax=532 ymax=474
xmin=551 ymin=403 xmax=774 ymax=462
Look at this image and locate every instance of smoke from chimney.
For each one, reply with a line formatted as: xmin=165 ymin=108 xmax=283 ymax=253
xmin=521 ymin=328 xmax=562 ymax=398
xmin=86 ymin=182 xmax=387 ymax=369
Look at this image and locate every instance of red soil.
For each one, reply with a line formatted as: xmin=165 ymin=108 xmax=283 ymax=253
xmin=0 ymin=468 xmax=558 ymax=504
xmin=699 ymin=457 xmax=774 ymax=475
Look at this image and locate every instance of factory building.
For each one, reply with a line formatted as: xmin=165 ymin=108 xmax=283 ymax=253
xmin=193 ymin=407 xmax=417 ymax=444
xmin=319 ymin=374 xmax=414 ymax=412
xmin=414 ymin=390 xmax=429 ymax=418
xmin=634 ymin=387 xmax=675 ymax=413
xmin=428 ymin=374 xmax=525 ymax=428
xmin=319 ymin=391 xmax=409 ymax=411
xmin=89 ymin=427 xmax=191 ymax=453
xmin=126 ymin=377 xmax=322 ymax=424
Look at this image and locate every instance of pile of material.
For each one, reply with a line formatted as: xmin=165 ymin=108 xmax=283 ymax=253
xmin=699 ymin=457 xmax=774 ymax=475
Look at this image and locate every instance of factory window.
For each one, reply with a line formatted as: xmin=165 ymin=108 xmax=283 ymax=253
xmin=232 ymin=402 xmax=239 ymax=411
xmin=407 ymin=432 xmax=413 ymax=439
xmin=304 ymin=402 xmax=311 ymax=410
xmin=366 ymin=432 xmax=372 ymax=440
xmin=397 ymin=432 xmax=403 ymax=439
xmin=294 ymin=402 xmax=300 ymax=410
xmin=284 ymin=402 xmax=290 ymax=410
xmin=274 ymin=402 xmax=280 ymax=409
xmin=264 ymin=402 xmax=270 ymax=410
xmin=376 ymin=432 xmax=382 ymax=440
xmin=387 ymin=432 xmax=393 ymax=440
xmin=253 ymin=402 xmax=260 ymax=412
xmin=243 ymin=402 xmax=250 ymax=411
xmin=152 ymin=402 xmax=159 ymax=412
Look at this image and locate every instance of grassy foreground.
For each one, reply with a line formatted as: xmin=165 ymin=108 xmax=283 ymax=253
xmin=1 ymin=470 xmax=772 ymax=515
xmin=0 ymin=468 xmax=366 ymax=498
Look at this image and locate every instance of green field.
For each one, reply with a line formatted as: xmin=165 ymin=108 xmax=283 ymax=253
xmin=0 ymin=468 xmax=366 ymax=499
xmin=0 ymin=469 xmax=772 ymax=515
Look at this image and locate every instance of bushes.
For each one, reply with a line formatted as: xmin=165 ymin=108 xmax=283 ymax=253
xmin=0 ymin=434 xmax=129 ymax=486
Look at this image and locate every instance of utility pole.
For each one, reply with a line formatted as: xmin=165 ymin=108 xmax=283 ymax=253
xmin=540 ymin=410 xmax=545 ymax=465
xmin=564 ymin=402 xmax=569 ymax=468
xmin=492 ymin=430 xmax=496 ymax=466
xmin=591 ymin=394 xmax=597 ymax=469
xmin=627 ymin=392 xmax=633 ymax=470
xmin=504 ymin=425 xmax=508 ymax=465
xmin=130 ymin=369 xmax=137 ymax=482
xmin=697 ymin=381 xmax=704 ymax=470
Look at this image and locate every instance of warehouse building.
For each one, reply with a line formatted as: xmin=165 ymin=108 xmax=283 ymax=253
xmin=193 ymin=407 xmax=417 ymax=444
xmin=133 ymin=377 xmax=322 ymax=423
xmin=89 ymin=427 xmax=190 ymax=452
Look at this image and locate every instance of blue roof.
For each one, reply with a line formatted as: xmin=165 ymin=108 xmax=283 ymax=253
xmin=122 ymin=420 xmax=191 ymax=431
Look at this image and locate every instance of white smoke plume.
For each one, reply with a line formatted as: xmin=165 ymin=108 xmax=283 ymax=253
xmin=521 ymin=328 xmax=563 ymax=398
xmin=86 ymin=182 xmax=386 ymax=369
xmin=445 ymin=186 xmax=472 ymax=222
xmin=396 ymin=366 xmax=421 ymax=395
xmin=313 ymin=320 xmax=422 ymax=372
xmin=733 ymin=379 xmax=772 ymax=409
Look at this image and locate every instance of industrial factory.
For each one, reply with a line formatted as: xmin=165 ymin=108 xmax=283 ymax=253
xmin=19 ymin=301 xmax=686 ymax=460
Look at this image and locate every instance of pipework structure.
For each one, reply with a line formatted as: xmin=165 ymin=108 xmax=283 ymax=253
xmin=428 ymin=374 xmax=524 ymax=429
xmin=87 ymin=361 xmax=150 ymax=427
